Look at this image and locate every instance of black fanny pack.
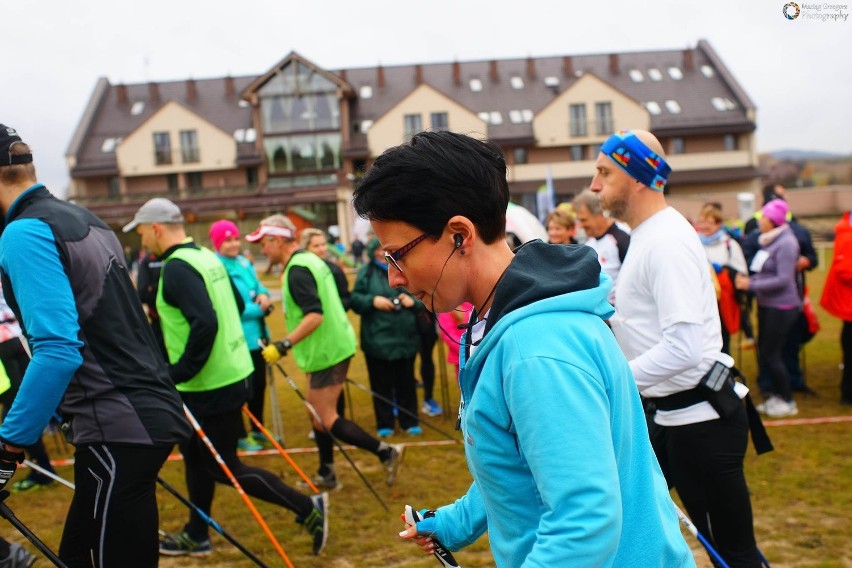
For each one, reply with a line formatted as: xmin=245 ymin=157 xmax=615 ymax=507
xmin=654 ymin=361 xmax=740 ymax=417
xmin=650 ymin=362 xmax=773 ymax=455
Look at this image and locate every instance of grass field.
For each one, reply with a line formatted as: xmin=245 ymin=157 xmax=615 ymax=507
xmin=3 ymin=250 xmax=850 ymax=567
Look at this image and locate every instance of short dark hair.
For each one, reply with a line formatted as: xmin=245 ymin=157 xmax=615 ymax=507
xmin=353 ymin=131 xmax=509 ymax=244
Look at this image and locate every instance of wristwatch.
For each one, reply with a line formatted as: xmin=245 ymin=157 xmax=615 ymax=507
xmin=281 ymin=338 xmax=293 ymax=351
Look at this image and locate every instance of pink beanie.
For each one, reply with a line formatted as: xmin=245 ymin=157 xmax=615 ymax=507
xmin=209 ymin=220 xmax=240 ymax=251
xmin=761 ymin=198 xmax=789 ymax=227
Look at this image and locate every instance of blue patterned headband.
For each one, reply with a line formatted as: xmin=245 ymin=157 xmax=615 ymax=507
xmin=600 ymin=130 xmax=671 ymax=192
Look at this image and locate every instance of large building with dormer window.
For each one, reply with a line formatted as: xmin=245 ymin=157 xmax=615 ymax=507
xmin=66 ymin=39 xmax=759 ymax=244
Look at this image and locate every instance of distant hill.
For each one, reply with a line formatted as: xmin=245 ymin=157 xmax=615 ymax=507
xmin=769 ymin=149 xmax=850 ymax=161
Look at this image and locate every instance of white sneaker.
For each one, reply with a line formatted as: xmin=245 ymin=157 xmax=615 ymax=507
xmin=755 ymin=396 xmax=778 ymax=415
xmin=766 ymin=398 xmax=798 ymax=418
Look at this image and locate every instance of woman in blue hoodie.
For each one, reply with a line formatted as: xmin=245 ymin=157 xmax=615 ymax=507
xmin=353 ymin=131 xmax=694 ymax=567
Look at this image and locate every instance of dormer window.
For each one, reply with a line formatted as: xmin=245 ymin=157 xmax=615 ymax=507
xmin=359 ymin=85 xmax=373 ymax=99
xmin=665 ymin=100 xmax=682 ymax=114
xmin=101 ymin=137 xmax=120 ymax=152
xmin=647 ymin=68 xmax=663 ymax=81
xmin=701 ymin=65 xmax=715 ymax=78
xmin=645 ymin=101 xmax=662 ymax=115
xmin=629 ymin=69 xmax=644 ymax=82
xmin=131 ymin=102 xmax=145 ymax=116
xmin=469 ymin=78 xmax=483 ymax=92
xmin=668 ymin=67 xmax=683 ymax=80
xmin=510 ymin=76 xmax=524 ymax=89
xmin=712 ymin=97 xmax=737 ymax=111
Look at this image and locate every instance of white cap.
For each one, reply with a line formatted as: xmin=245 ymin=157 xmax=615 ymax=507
xmin=244 ymin=224 xmax=295 ymax=242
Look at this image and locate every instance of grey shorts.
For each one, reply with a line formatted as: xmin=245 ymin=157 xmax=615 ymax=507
xmin=309 ymin=358 xmax=351 ymax=389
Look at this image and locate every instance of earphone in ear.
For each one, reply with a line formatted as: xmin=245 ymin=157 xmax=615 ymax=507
xmin=454 ymin=234 xmax=463 ymax=249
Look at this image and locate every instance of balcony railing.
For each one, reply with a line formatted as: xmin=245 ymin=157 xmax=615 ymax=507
xmin=70 ymin=183 xmax=260 ymax=206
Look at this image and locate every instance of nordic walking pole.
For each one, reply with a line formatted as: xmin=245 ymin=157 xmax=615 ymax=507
xmin=22 ymin=460 xmax=75 ymax=490
xmin=242 ymin=405 xmax=319 ymax=493
xmin=272 ymin=363 xmax=389 ymax=512
xmin=156 ymin=477 xmax=269 ymax=568
xmin=674 ymin=504 xmax=731 ymax=568
xmin=345 ymin=378 xmax=462 ymax=444
xmin=182 ymin=404 xmax=295 ymax=568
xmin=265 ymin=365 xmax=286 ymax=445
xmin=344 ymin=379 xmax=354 ymax=422
xmin=0 ymin=490 xmax=67 ymax=567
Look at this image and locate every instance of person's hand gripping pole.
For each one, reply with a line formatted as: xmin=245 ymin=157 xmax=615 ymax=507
xmin=401 ymin=505 xmax=461 ymax=568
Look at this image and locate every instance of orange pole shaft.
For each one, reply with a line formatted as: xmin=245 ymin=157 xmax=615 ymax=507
xmin=183 ymin=405 xmax=295 ymax=568
xmin=242 ymin=405 xmax=319 ymax=494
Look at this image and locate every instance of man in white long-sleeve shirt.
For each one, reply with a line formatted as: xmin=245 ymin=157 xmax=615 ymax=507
xmin=590 ymin=129 xmax=764 ymax=568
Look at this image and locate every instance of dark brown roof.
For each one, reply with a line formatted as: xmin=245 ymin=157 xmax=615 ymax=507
xmin=69 ymin=75 xmax=257 ymax=176
xmin=69 ymin=40 xmax=755 ymax=176
xmin=336 ymin=39 xmax=754 ymax=141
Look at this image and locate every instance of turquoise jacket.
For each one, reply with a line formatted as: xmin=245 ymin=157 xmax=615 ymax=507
xmin=217 ymin=254 xmax=269 ymax=351
xmin=432 ymin=241 xmax=694 ymax=567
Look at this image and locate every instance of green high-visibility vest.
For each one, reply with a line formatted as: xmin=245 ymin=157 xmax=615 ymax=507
xmin=283 ymin=252 xmax=356 ymax=373
xmin=157 ymin=244 xmax=253 ymax=393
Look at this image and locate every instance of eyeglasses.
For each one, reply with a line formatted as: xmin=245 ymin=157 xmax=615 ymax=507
xmin=384 ymin=233 xmax=428 ymax=273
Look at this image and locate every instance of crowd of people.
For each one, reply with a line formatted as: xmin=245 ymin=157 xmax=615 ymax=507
xmin=0 ymin=120 xmax=848 ymax=568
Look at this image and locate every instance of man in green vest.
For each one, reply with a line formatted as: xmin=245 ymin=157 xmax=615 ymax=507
xmin=125 ymin=199 xmax=329 ymax=556
xmin=248 ymin=215 xmax=404 ymax=490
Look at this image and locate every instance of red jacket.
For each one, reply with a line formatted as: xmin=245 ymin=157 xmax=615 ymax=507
xmin=821 ymin=211 xmax=852 ymax=321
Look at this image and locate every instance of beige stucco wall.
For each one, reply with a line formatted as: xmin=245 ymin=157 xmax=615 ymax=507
xmin=534 ymin=73 xmax=649 ymax=147
xmin=116 ymin=101 xmax=238 ymax=176
xmin=367 ymin=84 xmax=487 ymax=155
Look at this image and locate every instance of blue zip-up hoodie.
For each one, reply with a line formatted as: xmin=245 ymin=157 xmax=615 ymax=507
xmin=217 ymin=254 xmax=270 ymax=350
xmin=432 ymin=240 xmax=693 ymax=567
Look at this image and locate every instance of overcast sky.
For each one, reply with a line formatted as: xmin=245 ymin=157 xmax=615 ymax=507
xmin=2 ymin=0 xmax=850 ymax=196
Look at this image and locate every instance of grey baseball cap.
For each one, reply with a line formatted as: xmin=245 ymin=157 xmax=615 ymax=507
xmin=122 ymin=198 xmax=184 ymax=232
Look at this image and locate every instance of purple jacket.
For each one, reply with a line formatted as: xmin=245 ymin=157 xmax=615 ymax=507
xmin=749 ymin=226 xmax=801 ymax=309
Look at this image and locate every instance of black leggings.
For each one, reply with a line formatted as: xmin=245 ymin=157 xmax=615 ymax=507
xmin=757 ymin=306 xmax=800 ymax=401
xmin=418 ymin=326 xmax=437 ymax=401
xmin=59 ymin=444 xmax=172 ymax=568
xmin=655 ymin=405 xmax=761 ymax=567
xmin=180 ymin=407 xmax=312 ymax=540
xmin=364 ymin=355 xmax=419 ymax=430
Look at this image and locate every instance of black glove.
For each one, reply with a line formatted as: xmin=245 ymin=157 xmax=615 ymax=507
xmin=0 ymin=447 xmax=24 ymax=490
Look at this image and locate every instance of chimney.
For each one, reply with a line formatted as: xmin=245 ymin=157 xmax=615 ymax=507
xmin=452 ymin=61 xmax=461 ymax=86
xmin=224 ymin=76 xmax=235 ymax=97
xmin=562 ymin=56 xmax=573 ymax=77
xmin=526 ymin=56 xmax=537 ymax=79
xmin=339 ymin=69 xmax=348 ymax=82
xmin=489 ymin=60 xmax=499 ymax=82
xmin=414 ymin=64 xmax=423 ymax=85
xmin=376 ymin=64 xmax=385 ymax=88
xmin=116 ymin=84 xmax=128 ymax=105
xmin=682 ymin=48 xmax=694 ymax=71
xmin=609 ymin=53 xmax=619 ymax=75
xmin=186 ymin=78 xmax=198 ymax=101
xmin=148 ymin=81 xmax=160 ymax=102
